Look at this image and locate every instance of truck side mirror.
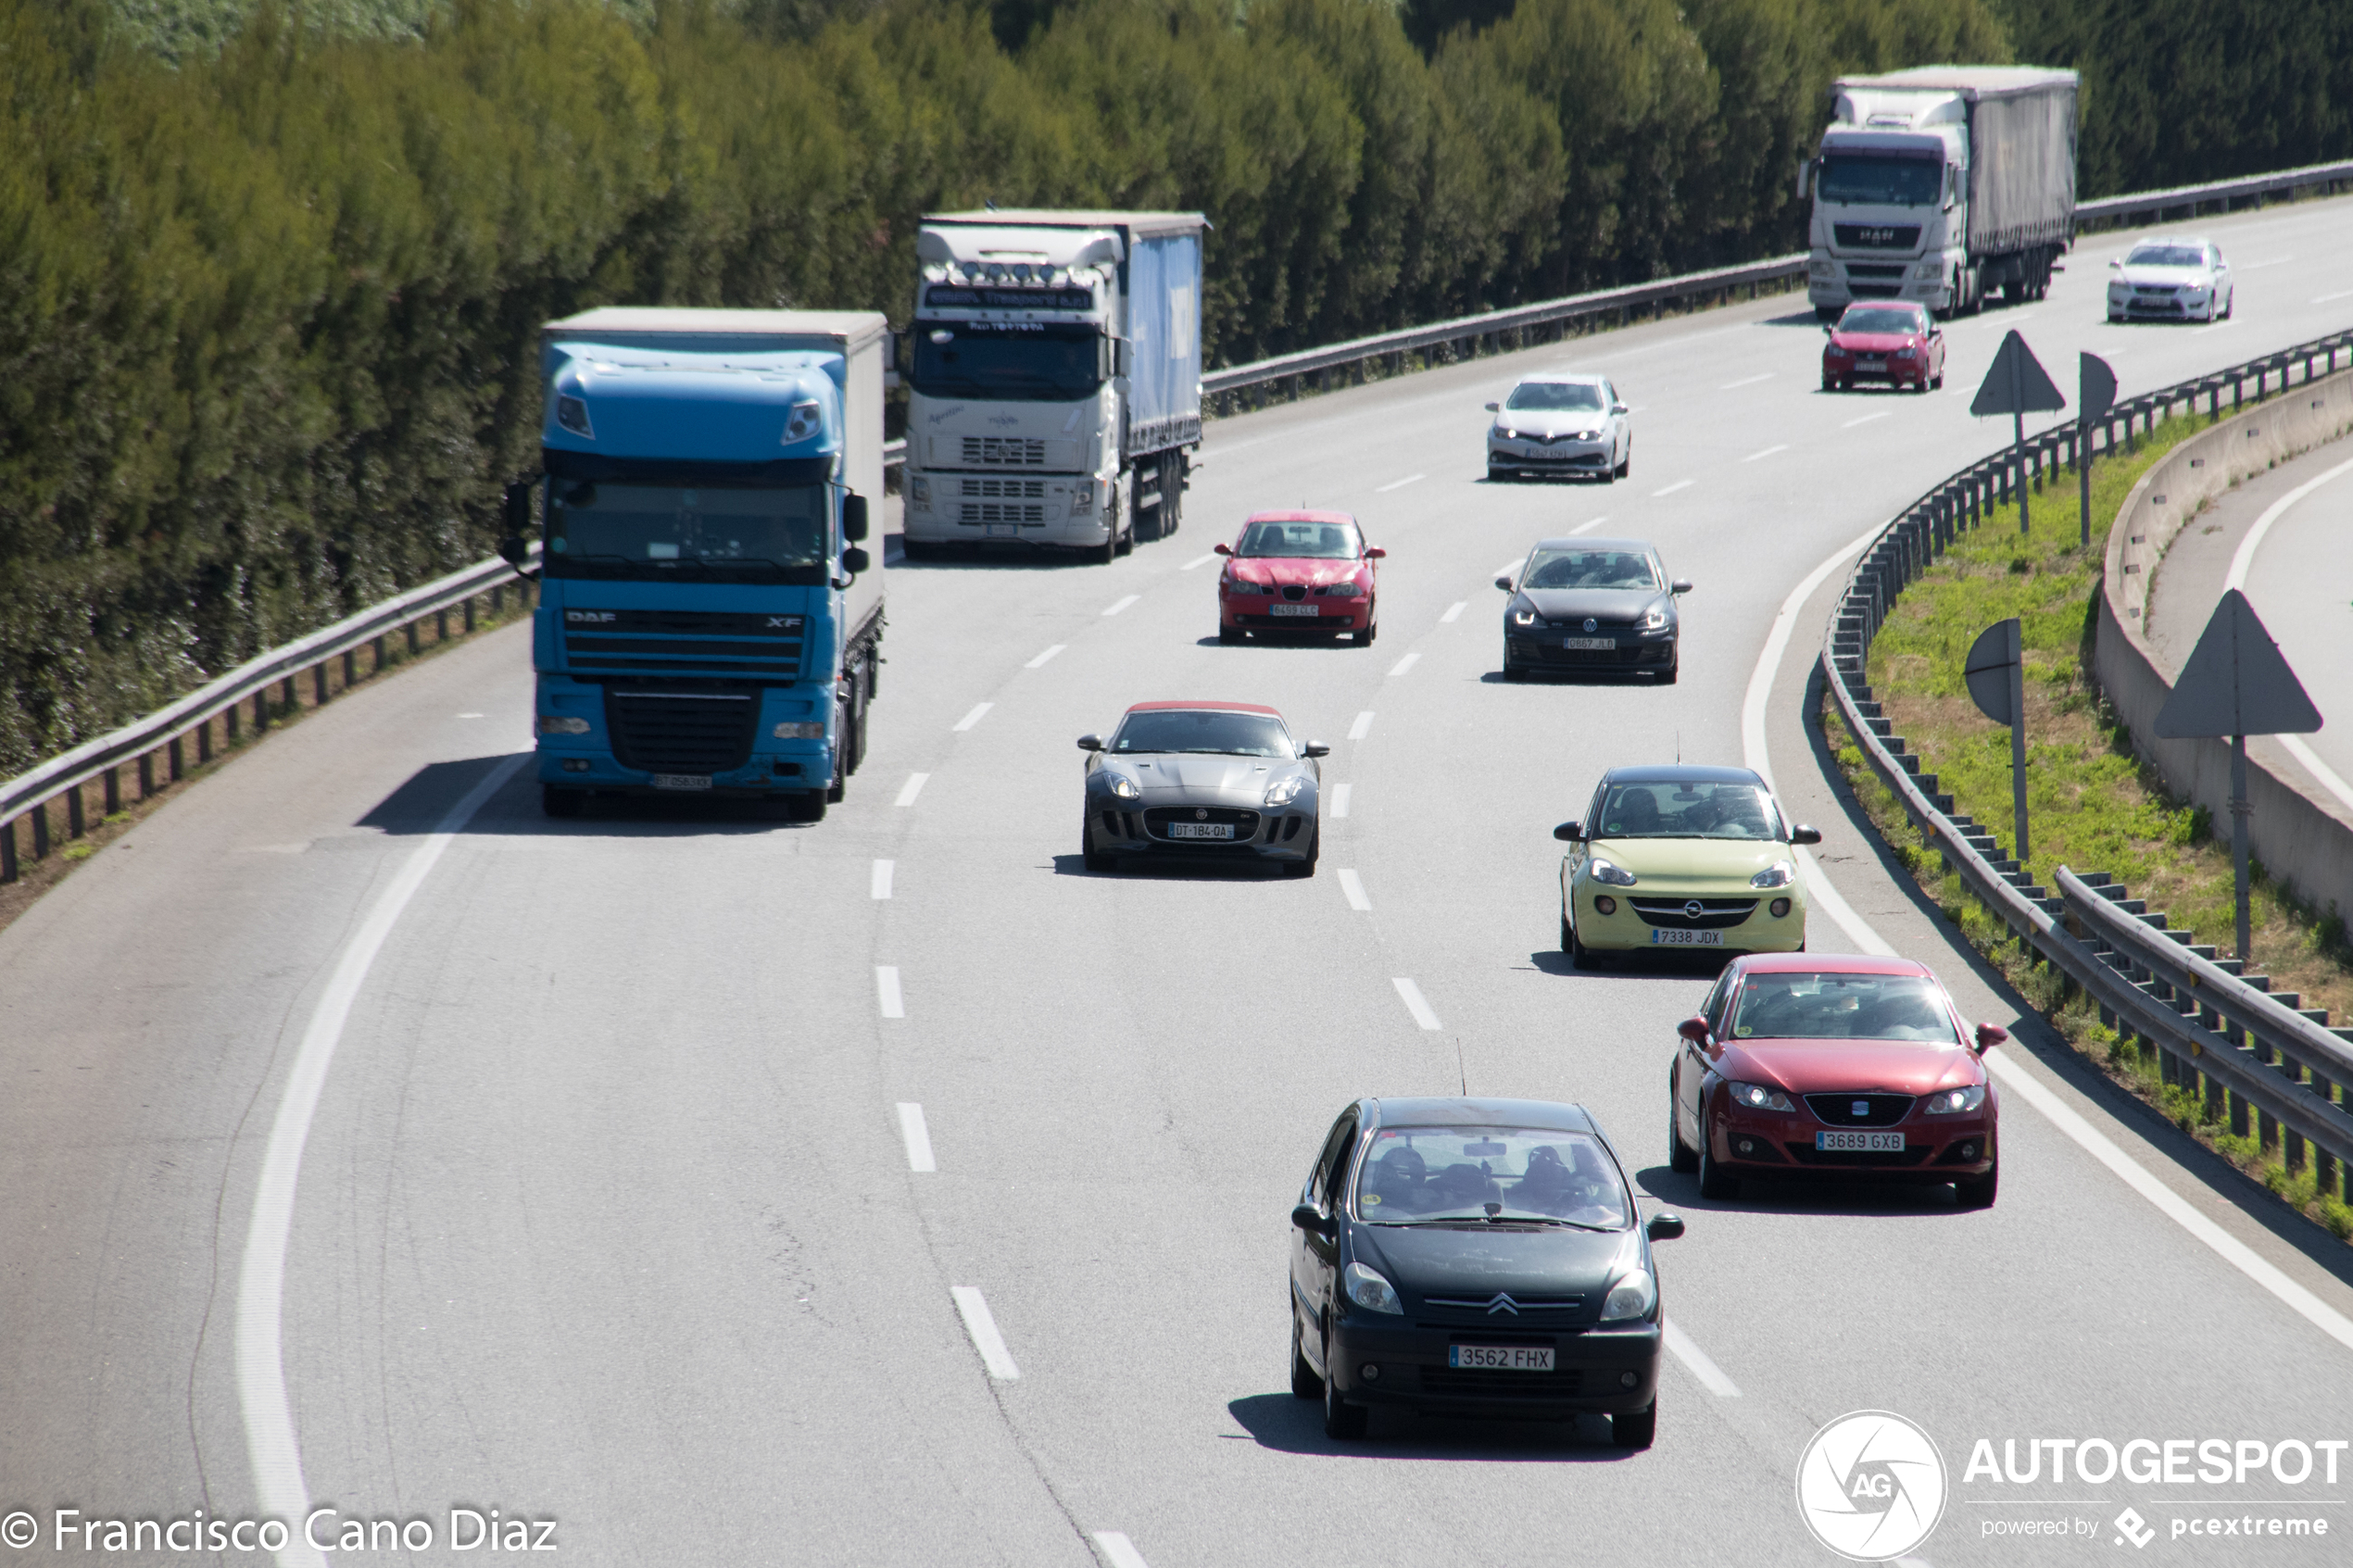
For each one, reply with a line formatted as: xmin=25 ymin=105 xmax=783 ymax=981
xmin=840 ymin=546 xmax=871 ymax=576
xmin=841 ymin=493 xmax=870 ymax=543
xmin=1794 ymin=159 xmax=1812 ymax=201
xmin=498 ymin=536 xmax=528 ymax=567
xmin=502 ymin=481 xmax=534 ymax=536
xmin=1108 ymin=338 xmax=1132 ymax=378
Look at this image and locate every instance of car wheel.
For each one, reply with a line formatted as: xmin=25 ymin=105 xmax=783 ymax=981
xmin=1598 ymin=466 xmax=1616 ymax=485
xmin=1323 ymin=1332 xmax=1367 ymax=1440
xmin=1504 ymin=657 xmax=1526 ymax=682
xmin=1668 ymin=1084 xmax=1699 ymax=1174
xmin=1560 ymin=909 xmax=1574 ymax=954
xmin=1290 ymin=1315 xmax=1323 ymax=1399
xmin=1570 ymin=918 xmax=1610 ymax=972
xmin=1487 ymin=464 xmax=1506 ymax=483
xmin=1696 ymin=1112 xmax=1741 ymax=1200
xmin=1613 ymin=1399 xmax=1657 ymax=1449
xmin=2223 ymin=289 xmax=2234 ymax=320
xmin=1656 ymin=657 xmax=1678 ymax=685
xmin=1616 ymin=446 xmax=1631 ymax=480
xmin=1356 ymin=619 xmax=1377 ymax=646
xmin=1820 ymin=375 xmax=1835 ymax=392
xmin=542 ymin=784 xmax=584 ymax=820
xmin=1284 ymin=824 xmax=1319 ymax=878
xmin=1218 ymin=622 xmax=1243 ymax=645
xmin=1955 ymin=1153 xmax=1998 ymax=1210
xmin=1082 ymin=812 xmax=1115 ymax=873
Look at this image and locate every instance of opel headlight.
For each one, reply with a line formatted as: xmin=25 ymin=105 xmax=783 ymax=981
xmin=1751 ymin=860 xmax=1795 ymax=889
xmin=1264 ymin=776 xmax=1307 ymax=808
xmin=1589 ymin=858 xmax=1638 ymax=887
xmin=1923 ymin=1085 xmax=1987 ymax=1115
xmin=538 ymin=715 xmax=591 ymax=735
xmin=1106 ymin=774 xmax=1141 ymax=800
xmin=1599 ymin=1269 xmax=1656 ymax=1323
xmin=1725 ymin=1081 xmax=1795 ymax=1112
xmin=1344 ymin=1262 xmax=1403 ymax=1315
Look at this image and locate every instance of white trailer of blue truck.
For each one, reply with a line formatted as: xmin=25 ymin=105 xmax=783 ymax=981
xmin=1801 ymin=67 xmax=2079 ymax=320
xmin=900 ymin=209 xmax=1205 ymax=562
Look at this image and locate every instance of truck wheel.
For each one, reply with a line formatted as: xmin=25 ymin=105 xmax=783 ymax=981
xmin=786 ymin=790 xmax=827 ymax=822
xmin=542 ymin=784 xmax=584 ymax=820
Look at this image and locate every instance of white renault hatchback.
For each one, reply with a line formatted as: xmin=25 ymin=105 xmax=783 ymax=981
xmin=1485 ymin=374 xmax=1631 ymax=483
xmin=2107 ymin=236 xmax=2233 ymax=323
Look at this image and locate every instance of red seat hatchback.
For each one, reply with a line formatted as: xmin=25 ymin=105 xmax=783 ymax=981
xmin=1214 ymin=510 xmax=1384 ymax=646
xmin=1667 ymin=953 xmax=2003 ymax=1207
xmin=1821 ymin=302 xmax=1944 ymax=393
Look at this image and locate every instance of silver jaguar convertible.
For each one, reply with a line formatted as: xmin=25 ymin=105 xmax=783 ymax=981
xmin=1078 ymin=701 xmax=1327 ymax=875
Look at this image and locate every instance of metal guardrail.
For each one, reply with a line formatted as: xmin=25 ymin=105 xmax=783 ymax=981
xmin=1821 ymin=328 xmax=2353 ymax=1185
xmin=2074 ymin=159 xmax=2353 ymax=230
xmin=0 ymin=556 xmax=535 ymax=883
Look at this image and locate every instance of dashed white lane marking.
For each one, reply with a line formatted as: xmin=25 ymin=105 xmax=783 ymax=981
xmin=875 ymin=966 xmax=905 ymax=1019
xmin=1101 ymin=594 xmax=1140 ymax=617
xmin=896 ymin=1103 xmax=936 ymax=1173
xmin=1440 ymin=601 xmax=1466 ymax=623
xmin=1182 ymin=552 xmax=1218 ymax=570
xmin=2315 ymin=288 xmax=2353 ymax=305
xmin=1391 ymin=977 xmax=1442 ymax=1031
xmin=1653 ymin=480 xmax=1694 ymax=497
xmin=895 ymin=771 xmax=929 ymax=807
xmin=952 ymin=702 xmax=992 ymax=732
xmin=2239 ymin=256 xmax=2293 ymax=270
xmin=1026 ymin=644 xmax=1066 ymax=669
xmin=1347 ymin=710 xmax=1376 ymax=741
xmin=1330 ymin=783 xmax=1352 ymax=819
xmin=871 ymin=859 xmax=894 ymax=900
xmin=1843 ymin=411 xmax=1891 ymax=428
xmin=1338 ymin=870 xmax=1372 ymax=911
xmin=1376 ymin=473 xmax=1427 ymax=493
xmin=1663 ymin=1319 xmax=1741 ymax=1397
xmin=456 ymin=712 xmax=484 ymax=719
xmin=1388 ymin=652 xmax=1421 ymax=677
xmin=1743 ymin=444 xmax=1789 ymax=462
xmin=1751 ymin=521 xmax=2353 ymax=1359
xmin=950 ymin=1286 xmax=1021 ymax=1380
xmin=1092 ymin=1533 xmax=1151 ymax=1568
xmin=1721 ymin=371 xmax=1775 ymax=390
xmin=236 ymin=754 xmax=529 ymax=1568
xmin=1569 ymin=516 xmax=1608 ymax=535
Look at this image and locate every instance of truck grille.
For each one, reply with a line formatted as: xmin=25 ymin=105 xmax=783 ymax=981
xmin=958 ymin=503 xmax=1045 ymax=525
xmin=962 ymin=436 xmax=1047 ymax=466
xmin=1629 ymin=897 xmax=1756 ymax=929
xmin=1804 ymin=1093 xmax=1916 ymax=1127
xmin=1832 ymin=223 xmax=1920 ymax=249
xmin=602 ymin=687 xmax=760 ymax=775
xmin=960 ymin=477 xmax=1047 ymax=498
xmin=1843 ymin=264 xmax=1906 ymax=278
xmin=562 ymin=608 xmax=803 ymax=678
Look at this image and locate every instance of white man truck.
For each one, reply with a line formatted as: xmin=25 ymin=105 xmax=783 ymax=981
xmin=901 ymin=209 xmax=1205 ymax=563
xmin=1800 ymin=67 xmax=2078 ymax=320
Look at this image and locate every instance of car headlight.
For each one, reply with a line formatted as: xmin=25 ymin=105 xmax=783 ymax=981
xmin=1642 ymin=605 xmax=1669 ymax=631
xmin=1498 ymin=427 xmax=1517 ymax=440
xmin=1894 ymin=346 xmax=1917 ymax=359
xmin=1105 ymin=773 xmax=1141 ymax=800
xmin=1589 ymin=858 xmax=1638 ymax=887
xmin=1725 ymin=1080 xmax=1795 ymax=1112
xmin=909 ymin=477 xmax=930 ymax=506
xmin=1322 ymin=582 xmax=1364 ymax=599
xmin=1923 ymin=1085 xmax=1988 ymax=1115
xmin=1512 ymin=607 xmax=1539 ymax=627
xmin=1914 ymin=261 xmax=1943 ymax=280
xmin=1751 ymin=860 xmax=1795 ymax=889
xmin=772 ymin=721 xmax=824 ymax=740
xmin=1599 ymin=1268 xmax=1656 ymax=1323
xmin=1344 ymin=1261 xmax=1403 ymax=1315
xmin=1264 ymin=776 xmax=1307 ymax=808
xmin=537 ymin=715 xmax=591 ymax=735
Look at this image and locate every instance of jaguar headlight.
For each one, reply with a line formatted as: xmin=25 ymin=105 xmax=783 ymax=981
xmin=1264 ymin=776 xmax=1307 ymax=808
xmin=1599 ymin=1269 xmax=1655 ymax=1323
xmin=1589 ymin=858 xmax=1638 ymax=887
xmin=1751 ymin=860 xmax=1795 ymax=889
xmin=1106 ymin=773 xmax=1141 ymax=800
xmin=1923 ymin=1085 xmax=1987 ymax=1115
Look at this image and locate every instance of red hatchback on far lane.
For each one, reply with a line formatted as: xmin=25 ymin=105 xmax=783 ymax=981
xmin=1215 ymin=511 xmax=1384 ymax=646
xmin=1821 ymin=302 xmax=1945 ymax=393
xmin=1668 ymin=953 xmax=2004 ymax=1207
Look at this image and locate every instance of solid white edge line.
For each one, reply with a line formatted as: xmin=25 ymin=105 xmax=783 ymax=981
xmin=1331 ymin=783 xmax=1353 ymax=819
xmin=2281 ymin=735 xmax=2353 ymax=818
xmin=1181 ymin=552 xmax=1217 ymax=570
xmin=952 ymin=702 xmax=992 ymax=733
xmin=1653 ymin=480 xmax=1693 ymax=497
xmin=1440 ymin=602 xmax=1466 ymax=623
xmin=1388 ymin=652 xmax=1421 ymax=677
xmin=1091 ymin=1531 xmax=1151 ymax=1568
xmin=897 ymin=1102 xmax=937 ymax=1173
xmin=1376 ymin=473 xmax=1427 ymax=493
xmin=1662 ymin=1319 xmax=1742 ymax=1397
xmin=875 ymin=965 xmax=905 ymax=1019
xmin=1101 ymin=594 xmax=1140 ymax=617
xmin=238 ymin=752 xmax=528 ymax=1568
xmin=1348 ymin=710 xmax=1376 ymax=741
xmin=1748 ymin=521 xmax=2353 ymax=1359
xmin=895 ymin=771 xmax=929 ymax=807
xmin=1026 ymin=643 xmax=1067 ymax=669
xmin=1338 ymin=869 xmax=1372 ymax=911
xmin=1391 ymin=977 xmax=1442 ymax=1031
xmin=2221 ymin=453 xmax=2353 ymax=815
xmin=950 ymin=1286 xmax=1021 ymax=1380
xmin=871 ymin=859 xmax=893 ymax=900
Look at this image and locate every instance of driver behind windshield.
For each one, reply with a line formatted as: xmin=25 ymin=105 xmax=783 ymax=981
xmin=1353 ymin=1128 xmax=1629 ymax=1228
xmin=1596 ymin=781 xmax=1780 ymax=840
xmin=1111 ymin=709 xmax=1295 ymax=758
xmin=1236 ymin=521 xmax=1361 ymax=558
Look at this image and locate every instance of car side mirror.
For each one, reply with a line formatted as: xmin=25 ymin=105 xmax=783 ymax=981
xmin=1365 ymin=546 xmax=1386 ymax=559
xmin=1553 ymin=822 xmax=1582 ymax=842
xmin=2108 ymin=257 xmax=2122 ymax=270
xmin=1213 ymin=542 xmax=1232 ymax=557
xmin=1611 ymin=402 xmax=1629 ymax=415
xmin=1677 ymin=1017 xmax=1711 ymax=1046
xmin=1290 ymin=1203 xmax=1335 ymax=1236
xmin=1483 ymin=401 xmax=1500 ymax=413
xmin=1790 ymin=825 xmax=1822 ymax=846
xmin=498 ymin=535 xmax=528 ymax=567
xmin=840 ymin=546 xmax=871 ymax=576
xmin=1974 ymin=1022 xmax=2008 ymax=1055
xmin=1076 ymin=734 xmax=1104 ymax=752
xmin=1645 ymin=1211 xmax=1686 ymax=1242
xmin=841 ymin=493 xmax=870 ymax=543
xmin=1302 ymin=741 xmax=1330 ymax=759
xmin=1494 ymin=574 xmax=1515 ymax=592
xmin=1670 ymin=579 xmax=1692 ymax=595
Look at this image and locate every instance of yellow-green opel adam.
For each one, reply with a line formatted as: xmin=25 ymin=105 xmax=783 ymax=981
xmin=1556 ymin=765 xmax=1819 ymax=968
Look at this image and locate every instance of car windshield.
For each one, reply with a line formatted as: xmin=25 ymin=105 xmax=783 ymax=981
xmin=1354 ymin=1127 xmax=1630 ymax=1228
xmin=1838 ymin=307 xmax=1925 ymax=335
xmin=1818 ymin=153 xmax=1941 ymax=207
xmin=1726 ymin=972 xmax=1960 ymax=1044
xmin=1596 ymin=780 xmax=1780 ymax=840
xmin=2126 ymin=245 xmax=2207 ymax=269
xmin=1235 ymin=520 xmax=1360 ymax=558
xmin=910 ymin=321 xmax=1105 ymax=402
xmin=1112 ymin=709 xmax=1294 ymax=758
xmin=1504 ymin=382 xmax=1605 ymax=412
xmin=545 ymin=481 xmax=827 ymax=583
xmin=1523 ymin=549 xmax=1659 ymax=592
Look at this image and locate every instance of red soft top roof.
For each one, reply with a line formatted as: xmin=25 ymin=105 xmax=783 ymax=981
xmin=1733 ymin=952 xmax=1931 ymax=976
xmin=1125 ymin=699 xmax=1283 ymax=715
xmin=1241 ymin=510 xmax=1357 ymax=526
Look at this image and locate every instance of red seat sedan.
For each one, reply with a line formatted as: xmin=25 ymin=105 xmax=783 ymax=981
xmin=1214 ymin=511 xmax=1384 ymax=646
xmin=1667 ymin=954 xmax=2002 ymax=1207
xmin=1820 ymin=303 xmax=1944 ymax=393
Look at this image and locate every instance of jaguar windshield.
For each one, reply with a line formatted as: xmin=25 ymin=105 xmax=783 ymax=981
xmin=1726 ymin=972 xmax=1960 ymax=1044
xmin=1818 ymin=154 xmax=1941 ymax=207
xmin=544 ymin=481 xmax=827 ymax=583
xmin=1354 ymin=1127 xmax=1630 ymax=1229
xmin=1111 ymin=709 xmax=1295 ymax=759
xmin=1595 ymin=780 xmax=1780 ymax=841
xmin=911 ymin=321 xmax=1105 ymax=402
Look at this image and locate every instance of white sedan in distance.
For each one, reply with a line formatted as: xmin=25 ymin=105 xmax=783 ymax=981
xmin=2107 ymin=236 xmax=2233 ymax=323
xmin=1486 ymin=374 xmax=1632 ymax=483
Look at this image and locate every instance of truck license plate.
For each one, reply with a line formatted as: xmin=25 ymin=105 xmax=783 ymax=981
xmin=986 ymin=523 xmax=1020 ymax=537
xmin=1817 ymin=1130 xmax=1905 ymax=1152
xmin=651 ymin=774 xmax=712 ymax=791
xmin=1269 ymin=604 xmax=1320 ymax=617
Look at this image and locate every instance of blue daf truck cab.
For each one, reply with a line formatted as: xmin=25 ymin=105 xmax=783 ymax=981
xmin=503 ymin=308 xmax=888 ymax=822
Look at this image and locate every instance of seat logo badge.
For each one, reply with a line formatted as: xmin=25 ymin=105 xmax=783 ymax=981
xmin=1853 ymin=1100 xmax=1872 ymax=1118
xmin=1484 ymin=1294 xmax=1519 ymax=1315
xmin=1684 ymin=900 xmax=1705 ymax=921
xmin=1195 ymin=808 xmax=1208 ymax=821
xmin=1583 ymin=618 xmax=1599 ymax=633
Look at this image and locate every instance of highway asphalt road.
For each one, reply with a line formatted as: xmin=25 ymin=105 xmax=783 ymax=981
xmin=7 ymin=197 xmax=2353 ymax=1568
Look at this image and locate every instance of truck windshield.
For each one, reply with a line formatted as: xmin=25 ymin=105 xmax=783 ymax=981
xmin=544 ymin=481 xmax=827 ymax=583
xmin=912 ymin=322 xmax=1104 ymax=402
xmin=1818 ymin=154 xmax=1941 ymax=207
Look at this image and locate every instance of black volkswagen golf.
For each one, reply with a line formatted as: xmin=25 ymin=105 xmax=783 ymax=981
xmin=1289 ymin=1098 xmax=1682 ymax=1446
